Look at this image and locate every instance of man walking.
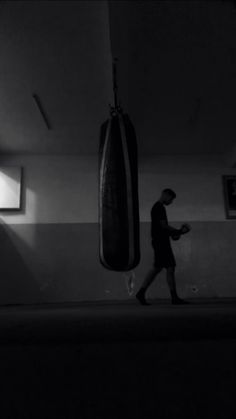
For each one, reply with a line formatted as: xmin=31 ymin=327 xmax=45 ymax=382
xmin=136 ymin=188 xmax=191 ymax=305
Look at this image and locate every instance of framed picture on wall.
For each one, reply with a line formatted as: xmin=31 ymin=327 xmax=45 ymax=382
xmin=223 ymin=175 xmax=236 ymax=219
xmin=0 ymin=167 xmax=22 ymax=210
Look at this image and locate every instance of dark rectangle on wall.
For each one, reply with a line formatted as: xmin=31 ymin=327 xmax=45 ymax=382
xmin=222 ymin=175 xmax=236 ymax=219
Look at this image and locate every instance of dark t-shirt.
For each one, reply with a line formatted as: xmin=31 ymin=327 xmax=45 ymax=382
xmin=151 ymin=201 xmax=169 ymax=244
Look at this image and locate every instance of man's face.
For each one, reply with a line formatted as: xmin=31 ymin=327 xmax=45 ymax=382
xmin=164 ymin=194 xmax=175 ymax=206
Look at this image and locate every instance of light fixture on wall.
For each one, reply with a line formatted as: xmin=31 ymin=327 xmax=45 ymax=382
xmin=32 ymin=93 xmax=52 ymax=130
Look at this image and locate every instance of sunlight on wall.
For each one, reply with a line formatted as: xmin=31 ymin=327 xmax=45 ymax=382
xmin=0 ymin=156 xmax=98 ymax=224
xmin=0 ymin=187 xmax=38 ymax=272
xmin=26 ymin=189 xmax=37 ymax=225
xmin=0 ymin=188 xmax=37 ymax=225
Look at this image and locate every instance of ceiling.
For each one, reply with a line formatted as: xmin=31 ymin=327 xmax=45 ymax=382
xmin=0 ymin=0 xmax=236 ymax=155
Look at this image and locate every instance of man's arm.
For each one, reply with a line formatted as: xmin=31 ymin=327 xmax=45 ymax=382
xmin=159 ymin=220 xmax=182 ymax=236
xmin=160 ymin=220 xmax=191 ymax=237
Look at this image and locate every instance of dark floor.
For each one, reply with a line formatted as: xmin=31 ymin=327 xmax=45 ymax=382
xmin=0 ymin=299 xmax=236 ymax=418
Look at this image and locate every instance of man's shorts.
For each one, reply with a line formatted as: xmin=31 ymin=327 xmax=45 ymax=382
xmin=152 ymin=240 xmax=176 ymax=269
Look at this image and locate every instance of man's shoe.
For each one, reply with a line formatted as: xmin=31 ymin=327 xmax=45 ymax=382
xmin=136 ymin=291 xmax=150 ymax=306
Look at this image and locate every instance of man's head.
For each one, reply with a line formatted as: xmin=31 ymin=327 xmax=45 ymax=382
xmin=160 ymin=188 xmax=176 ymax=205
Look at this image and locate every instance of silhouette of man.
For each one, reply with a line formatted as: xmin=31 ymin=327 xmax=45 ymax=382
xmin=136 ymin=188 xmax=191 ymax=305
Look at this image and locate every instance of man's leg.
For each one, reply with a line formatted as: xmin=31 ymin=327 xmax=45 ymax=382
xmin=136 ymin=266 xmax=162 ymax=305
xmin=166 ymin=266 xmax=188 ymax=304
xmin=166 ymin=266 xmax=178 ymax=301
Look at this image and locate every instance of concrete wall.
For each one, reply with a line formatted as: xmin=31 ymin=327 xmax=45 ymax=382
xmin=0 ymin=153 xmax=236 ymax=304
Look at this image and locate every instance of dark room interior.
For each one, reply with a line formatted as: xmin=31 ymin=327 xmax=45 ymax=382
xmin=0 ymin=0 xmax=236 ymax=418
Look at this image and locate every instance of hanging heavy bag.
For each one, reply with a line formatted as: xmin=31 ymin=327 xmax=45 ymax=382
xmin=99 ymin=60 xmax=140 ymax=271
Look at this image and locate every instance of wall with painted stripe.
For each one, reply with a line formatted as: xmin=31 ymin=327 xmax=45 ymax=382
xmin=0 ymin=154 xmax=235 ymax=224
xmin=0 ymin=154 xmax=236 ymax=304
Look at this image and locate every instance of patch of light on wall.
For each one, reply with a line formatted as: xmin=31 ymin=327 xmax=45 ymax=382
xmin=0 ymin=167 xmax=22 ymax=209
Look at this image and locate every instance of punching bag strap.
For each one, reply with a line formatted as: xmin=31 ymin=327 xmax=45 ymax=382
xmin=111 ymin=58 xmax=123 ymax=115
xmin=118 ymin=114 xmax=135 ymax=266
xmin=99 ymin=119 xmax=112 ymax=268
xmin=112 ymin=58 xmax=118 ymax=110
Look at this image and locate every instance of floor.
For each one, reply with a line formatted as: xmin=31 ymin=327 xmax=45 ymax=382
xmin=0 ymin=299 xmax=235 ymax=418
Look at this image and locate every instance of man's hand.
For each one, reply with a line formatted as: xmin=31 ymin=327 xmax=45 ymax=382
xmin=180 ymin=223 xmax=191 ymax=234
xmin=171 ymin=223 xmax=191 ymax=241
xmin=171 ymin=234 xmax=181 ymax=241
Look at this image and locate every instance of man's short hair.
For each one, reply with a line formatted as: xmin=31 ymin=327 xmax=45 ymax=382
xmin=162 ymin=188 xmax=176 ymax=198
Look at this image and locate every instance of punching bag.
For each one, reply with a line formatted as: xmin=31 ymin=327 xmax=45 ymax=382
xmin=99 ymin=60 xmax=140 ymax=271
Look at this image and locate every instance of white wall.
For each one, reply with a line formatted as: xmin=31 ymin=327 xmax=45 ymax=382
xmin=0 ymin=153 xmax=235 ymax=225
xmin=0 ymin=155 xmax=98 ymax=224
xmin=139 ymin=154 xmax=236 ymax=222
